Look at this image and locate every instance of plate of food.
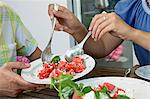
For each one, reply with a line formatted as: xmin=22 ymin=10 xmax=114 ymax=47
xmin=21 ymin=54 xmax=95 ymax=84
xmin=135 ymin=65 xmax=150 ymax=80
xmin=50 ymin=75 xmax=150 ymax=99
xmin=75 ymin=77 xmax=150 ymax=99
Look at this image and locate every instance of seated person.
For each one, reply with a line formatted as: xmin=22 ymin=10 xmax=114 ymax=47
xmin=0 ymin=1 xmax=43 ymax=97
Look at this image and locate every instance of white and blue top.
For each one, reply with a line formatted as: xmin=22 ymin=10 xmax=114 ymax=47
xmin=115 ymin=0 xmax=150 ymax=65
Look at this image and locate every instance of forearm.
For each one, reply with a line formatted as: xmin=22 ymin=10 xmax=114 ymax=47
xmin=72 ymin=25 xmax=122 ymax=58
xmin=27 ymin=47 xmax=42 ymax=61
xmin=129 ymin=29 xmax=150 ymax=51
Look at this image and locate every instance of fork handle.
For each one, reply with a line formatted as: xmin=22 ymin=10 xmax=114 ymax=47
xmin=46 ymin=17 xmax=56 ymax=48
xmin=46 ymin=4 xmax=58 ymax=48
xmin=78 ymin=31 xmax=92 ymax=49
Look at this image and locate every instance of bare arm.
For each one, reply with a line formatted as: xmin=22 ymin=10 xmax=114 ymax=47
xmin=72 ymin=24 xmax=123 ymax=58
xmin=89 ymin=12 xmax=150 ymax=51
xmin=129 ymin=29 xmax=150 ymax=51
xmin=27 ymin=47 xmax=41 ymax=61
xmin=48 ymin=5 xmax=122 ymax=59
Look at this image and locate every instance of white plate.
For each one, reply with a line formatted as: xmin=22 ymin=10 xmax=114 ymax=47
xmin=135 ymin=65 xmax=150 ymax=80
xmin=21 ymin=54 xmax=95 ymax=84
xmin=76 ymin=77 xmax=150 ymax=99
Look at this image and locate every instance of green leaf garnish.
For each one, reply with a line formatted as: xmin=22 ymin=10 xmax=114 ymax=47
xmin=116 ymin=95 xmax=130 ymax=99
xmin=95 ymin=91 xmax=100 ymax=99
xmin=51 ymin=55 xmax=61 ymax=64
xmin=82 ymin=86 xmax=93 ymax=94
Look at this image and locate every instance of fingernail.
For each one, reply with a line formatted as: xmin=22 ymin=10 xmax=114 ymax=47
xmin=94 ymin=38 xmax=97 ymax=42
xmin=89 ymin=27 xmax=91 ymax=31
xmin=25 ymin=63 xmax=30 ymax=67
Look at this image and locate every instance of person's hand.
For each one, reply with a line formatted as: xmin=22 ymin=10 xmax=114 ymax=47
xmin=89 ymin=12 xmax=135 ymax=41
xmin=48 ymin=4 xmax=86 ymax=35
xmin=0 ymin=62 xmax=42 ymax=97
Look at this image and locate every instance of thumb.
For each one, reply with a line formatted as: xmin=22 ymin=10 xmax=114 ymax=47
xmin=3 ymin=62 xmax=31 ymax=70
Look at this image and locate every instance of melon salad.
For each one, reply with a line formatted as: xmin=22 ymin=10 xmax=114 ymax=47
xmin=38 ymin=55 xmax=85 ymax=79
xmin=73 ymin=82 xmax=133 ymax=99
xmin=50 ymin=74 xmax=133 ymax=99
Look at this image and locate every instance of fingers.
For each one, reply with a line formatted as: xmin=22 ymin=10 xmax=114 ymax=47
xmin=91 ymin=15 xmax=108 ymax=38
xmin=53 ymin=9 xmax=68 ymax=19
xmin=3 ymin=62 xmax=30 ymax=70
xmin=16 ymin=76 xmax=38 ymax=90
xmin=98 ymin=24 xmax=113 ymax=40
xmin=48 ymin=4 xmax=68 ymax=19
xmin=0 ymin=89 xmax=22 ymax=97
xmin=94 ymin=18 xmax=111 ymax=40
xmin=89 ymin=13 xmax=106 ymax=31
xmin=55 ymin=20 xmax=64 ymax=31
xmin=48 ymin=4 xmax=55 ymax=18
xmin=90 ymin=12 xmax=119 ymax=41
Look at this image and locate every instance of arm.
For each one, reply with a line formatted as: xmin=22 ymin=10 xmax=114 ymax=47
xmin=27 ymin=47 xmax=42 ymax=62
xmin=48 ymin=5 xmax=122 ymax=58
xmin=72 ymin=25 xmax=123 ymax=58
xmin=128 ymin=29 xmax=150 ymax=51
xmin=89 ymin=12 xmax=150 ymax=51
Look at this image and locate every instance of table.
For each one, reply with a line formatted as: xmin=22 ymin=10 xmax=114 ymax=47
xmin=1 ymin=65 xmax=147 ymax=99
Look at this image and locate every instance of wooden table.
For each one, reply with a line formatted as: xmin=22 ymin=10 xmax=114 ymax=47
xmin=1 ymin=65 xmax=148 ymax=99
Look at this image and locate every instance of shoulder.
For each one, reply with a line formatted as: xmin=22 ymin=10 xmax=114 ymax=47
xmin=115 ymin=0 xmax=140 ymax=12
xmin=0 ymin=1 xmax=19 ymax=18
xmin=114 ymin=0 xmax=142 ymax=25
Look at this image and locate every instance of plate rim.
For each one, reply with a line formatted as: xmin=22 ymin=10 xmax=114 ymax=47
xmin=76 ymin=76 xmax=150 ymax=84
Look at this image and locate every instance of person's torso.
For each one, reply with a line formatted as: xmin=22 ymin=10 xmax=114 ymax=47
xmin=0 ymin=3 xmax=17 ymax=65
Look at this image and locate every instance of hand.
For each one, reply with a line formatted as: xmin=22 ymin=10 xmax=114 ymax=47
xmin=0 ymin=62 xmax=42 ymax=97
xmin=48 ymin=4 xmax=86 ymax=35
xmin=89 ymin=12 xmax=134 ymax=41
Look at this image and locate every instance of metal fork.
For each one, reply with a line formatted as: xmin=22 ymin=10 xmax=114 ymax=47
xmin=41 ymin=4 xmax=58 ymax=63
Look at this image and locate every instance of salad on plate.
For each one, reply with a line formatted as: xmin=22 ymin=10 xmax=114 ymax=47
xmin=50 ymin=74 xmax=133 ymax=99
xmin=38 ymin=55 xmax=85 ymax=79
xmin=21 ymin=54 xmax=95 ymax=84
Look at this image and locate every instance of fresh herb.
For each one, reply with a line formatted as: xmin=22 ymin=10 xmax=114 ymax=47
xmin=50 ymin=74 xmax=92 ymax=99
xmin=95 ymin=86 xmax=111 ymax=99
xmin=95 ymin=91 xmax=100 ymax=99
xmin=51 ymin=56 xmax=61 ymax=64
xmin=116 ymin=95 xmax=130 ymax=99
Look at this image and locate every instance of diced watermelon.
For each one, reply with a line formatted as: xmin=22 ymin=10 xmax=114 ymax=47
xmin=103 ymin=82 xmax=115 ymax=91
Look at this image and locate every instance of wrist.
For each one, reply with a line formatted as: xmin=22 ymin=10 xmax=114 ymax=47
xmin=127 ymin=27 xmax=139 ymax=41
xmin=72 ymin=24 xmax=88 ymax=37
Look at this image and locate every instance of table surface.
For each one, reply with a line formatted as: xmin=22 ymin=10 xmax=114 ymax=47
xmin=1 ymin=65 xmax=148 ymax=99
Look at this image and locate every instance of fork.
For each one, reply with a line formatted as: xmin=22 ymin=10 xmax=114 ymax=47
xmin=41 ymin=4 xmax=58 ymax=63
